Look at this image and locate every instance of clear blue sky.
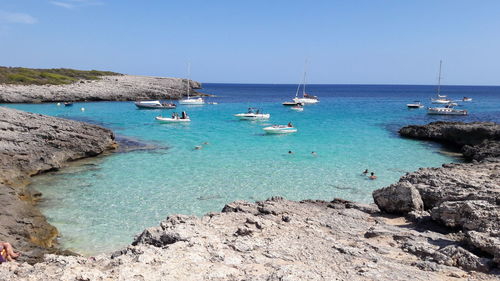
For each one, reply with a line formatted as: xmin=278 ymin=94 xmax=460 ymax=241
xmin=1 ymin=0 xmax=500 ymax=85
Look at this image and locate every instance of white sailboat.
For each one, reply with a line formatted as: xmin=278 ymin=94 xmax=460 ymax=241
xmin=293 ymin=63 xmax=319 ymax=104
xmin=431 ymin=61 xmax=451 ymax=104
xmin=179 ymin=63 xmax=205 ymax=105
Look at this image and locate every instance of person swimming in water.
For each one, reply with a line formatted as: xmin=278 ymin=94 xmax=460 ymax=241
xmin=311 ymin=151 xmax=317 ymax=156
xmin=369 ymin=172 xmax=377 ymax=180
xmin=288 ymin=150 xmax=293 ymax=154
xmin=363 ymin=169 xmax=369 ymax=174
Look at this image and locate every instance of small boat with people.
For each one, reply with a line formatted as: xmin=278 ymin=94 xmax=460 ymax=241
xmin=178 ymin=63 xmax=205 ymax=105
xmin=155 ymin=111 xmax=191 ymax=122
xmin=462 ymin=97 xmax=472 ymax=102
xmin=427 ymin=104 xmax=468 ymax=116
xmin=407 ymin=101 xmax=424 ymax=108
xmin=234 ymin=108 xmax=270 ymax=120
xmin=263 ymin=122 xmax=297 ymax=134
xmin=291 ymin=104 xmax=304 ymax=111
xmin=64 ymin=102 xmax=73 ymax=107
xmin=135 ymin=100 xmax=176 ymax=109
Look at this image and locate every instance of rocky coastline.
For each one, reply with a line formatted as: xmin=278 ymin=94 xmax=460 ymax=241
xmin=0 ymin=118 xmax=499 ymax=280
xmin=0 ymin=75 xmax=203 ymax=103
xmin=0 ymin=107 xmax=116 ymax=263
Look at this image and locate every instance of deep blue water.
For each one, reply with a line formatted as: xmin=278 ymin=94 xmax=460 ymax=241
xmin=3 ymin=83 xmax=499 ymax=254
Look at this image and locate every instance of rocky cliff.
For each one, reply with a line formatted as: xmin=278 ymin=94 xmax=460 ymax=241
xmin=374 ymin=121 xmax=500 ymax=273
xmin=0 ymin=106 xmax=116 ymax=263
xmin=0 ymin=75 xmax=203 ymax=103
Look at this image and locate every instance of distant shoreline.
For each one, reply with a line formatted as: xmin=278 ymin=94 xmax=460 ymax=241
xmin=0 ymin=75 xmax=202 ymax=103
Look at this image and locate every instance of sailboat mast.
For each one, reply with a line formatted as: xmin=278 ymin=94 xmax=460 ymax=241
xmin=186 ymin=62 xmax=191 ymax=99
xmin=302 ymin=59 xmax=308 ymax=97
xmin=437 ymin=60 xmax=442 ymax=96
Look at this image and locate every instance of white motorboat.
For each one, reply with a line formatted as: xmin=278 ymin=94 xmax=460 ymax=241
xmin=135 ymin=100 xmax=176 ymax=109
xmin=234 ymin=108 xmax=270 ymax=120
xmin=407 ymin=101 xmax=424 ymax=108
xmin=291 ymin=104 xmax=304 ymax=111
xmin=178 ymin=63 xmax=205 ymax=105
xmin=284 ymin=61 xmax=319 ymax=105
xmin=462 ymin=97 xmax=473 ymax=102
xmin=155 ymin=111 xmax=191 ymax=122
xmin=427 ymin=105 xmax=467 ymax=116
xmin=155 ymin=116 xmax=191 ymax=122
xmin=282 ymin=101 xmax=302 ymax=106
xmin=263 ymin=125 xmax=297 ymax=134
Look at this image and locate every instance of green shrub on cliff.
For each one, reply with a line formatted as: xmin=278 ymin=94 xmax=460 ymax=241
xmin=0 ymin=66 xmax=121 ymax=85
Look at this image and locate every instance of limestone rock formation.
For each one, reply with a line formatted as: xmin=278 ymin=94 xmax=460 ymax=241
xmin=374 ymin=121 xmax=500 ymax=271
xmin=0 ymin=106 xmax=116 ymax=263
xmin=1 ymin=198 xmax=498 ymax=280
xmin=0 ymin=75 xmax=203 ymax=103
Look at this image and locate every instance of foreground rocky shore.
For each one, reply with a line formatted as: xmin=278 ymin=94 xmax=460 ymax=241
xmin=0 ymin=119 xmax=498 ymax=280
xmin=0 ymin=75 xmax=202 ymax=103
xmin=0 ymin=107 xmax=116 ymax=263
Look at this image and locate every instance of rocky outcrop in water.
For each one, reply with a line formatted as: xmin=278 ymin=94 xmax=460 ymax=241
xmin=0 ymin=75 xmax=203 ymax=103
xmin=374 ymin=121 xmax=500 ymax=270
xmin=0 ymin=106 xmax=116 ymax=263
xmin=1 ymin=197 xmax=498 ymax=280
xmin=399 ymin=121 xmax=500 ymax=161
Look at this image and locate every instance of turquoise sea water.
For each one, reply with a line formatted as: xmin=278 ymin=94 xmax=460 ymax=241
xmin=3 ymin=84 xmax=500 ymax=255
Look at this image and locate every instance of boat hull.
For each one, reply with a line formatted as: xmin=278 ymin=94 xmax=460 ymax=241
xmin=234 ymin=113 xmax=270 ymax=120
xmin=427 ymin=108 xmax=468 ymax=115
xmin=155 ymin=116 xmax=191 ymax=122
xmin=263 ymin=126 xmax=297 ymax=134
xmin=135 ymin=103 xmax=176 ymax=109
xmin=178 ymin=98 xmax=205 ymax=105
xmin=293 ymin=97 xmax=319 ymax=104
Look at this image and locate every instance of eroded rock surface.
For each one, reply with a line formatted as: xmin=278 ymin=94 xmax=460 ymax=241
xmin=374 ymin=121 xmax=500 ymax=270
xmin=0 ymin=75 xmax=202 ymax=103
xmin=0 ymin=106 xmax=116 ymax=263
xmin=2 ymin=198 xmax=498 ymax=280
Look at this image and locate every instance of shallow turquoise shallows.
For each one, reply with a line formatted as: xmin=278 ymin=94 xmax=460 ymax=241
xmin=4 ymin=84 xmax=500 ymax=255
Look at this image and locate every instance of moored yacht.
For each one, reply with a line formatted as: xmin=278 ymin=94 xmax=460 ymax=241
xmin=155 ymin=111 xmax=191 ymax=122
xmin=179 ymin=63 xmax=205 ymax=105
xmin=462 ymin=97 xmax=473 ymax=102
xmin=430 ymin=61 xmax=451 ymax=104
xmin=427 ymin=105 xmax=467 ymax=116
xmin=135 ymin=100 xmax=176 ymax=109
xmin=283 ymin=61 xmax=319 ymax=105
xmin=407 ymin=101 xmax=424 ymax=108
xmin=263 ymin=123 xmax=297 ymax=134
xmin=234 ymin=108 xmax=270 ymax=120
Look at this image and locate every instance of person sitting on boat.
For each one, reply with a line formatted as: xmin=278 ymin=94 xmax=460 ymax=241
xmin=247 ymin=108 xmax=253 ymax=113
xmin=288 ymin=122 xmax=293 ymax=127
xmin=171 ymin=113 xmax=176 ymax=119
xmin=181 ymin=111 xmax=187 ymax=119
xmin=369 ymin=172 xmax=377 ymax=180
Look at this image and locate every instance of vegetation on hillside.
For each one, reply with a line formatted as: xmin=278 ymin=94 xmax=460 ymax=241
xmin=0 ymin=67 xmax=121 ymax=85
